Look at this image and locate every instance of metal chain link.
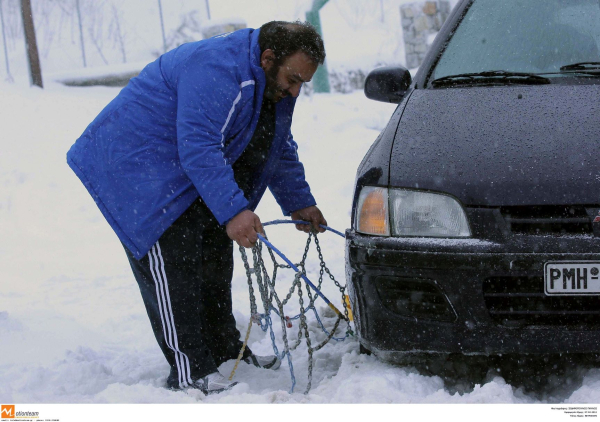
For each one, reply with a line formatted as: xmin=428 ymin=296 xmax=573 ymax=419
xmin=314 ymin=235 xmax=354 ymax=336
xmin=296 ymin=281 xmax=314 ymax=394
xmin=238 ymin=227 xmax=353 ymax=394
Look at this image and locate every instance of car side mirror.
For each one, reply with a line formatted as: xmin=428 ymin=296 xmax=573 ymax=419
xmin=364 ymin=66 xmax=412 ymax=103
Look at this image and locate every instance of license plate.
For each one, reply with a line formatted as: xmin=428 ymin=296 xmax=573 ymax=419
xmin=544 ymin=261 xmax=600 ymax=295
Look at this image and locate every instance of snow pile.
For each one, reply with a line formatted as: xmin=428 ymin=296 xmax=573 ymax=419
xmin=1 ymin=81 xmax=600 ymax=404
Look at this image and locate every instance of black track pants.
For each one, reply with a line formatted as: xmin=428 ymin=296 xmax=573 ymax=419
xmin=124 ymin=200 xmax=251 ymax=388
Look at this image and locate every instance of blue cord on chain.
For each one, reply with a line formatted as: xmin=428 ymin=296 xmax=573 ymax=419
xmin=263 ymin=220 xmax=346 ymax=238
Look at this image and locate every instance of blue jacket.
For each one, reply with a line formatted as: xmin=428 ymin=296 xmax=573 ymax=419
xmin=67 ymin=28 xmax=316 ymax=259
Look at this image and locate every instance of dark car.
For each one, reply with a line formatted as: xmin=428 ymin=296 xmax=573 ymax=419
xmin=346 ymin=0 xmax=600 ymax=363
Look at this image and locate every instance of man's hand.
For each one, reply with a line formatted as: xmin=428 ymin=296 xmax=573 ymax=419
xmin=226 ymin=210 xmax=264 ymax=248
xmin=291 ymin=206 xmax=327 ymax=233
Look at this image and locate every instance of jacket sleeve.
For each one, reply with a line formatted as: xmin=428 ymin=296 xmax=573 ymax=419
xmin=267 ymin=132 xmax=317 ymax=216
xmin=175 ymin=51 xmax=250 ymax=225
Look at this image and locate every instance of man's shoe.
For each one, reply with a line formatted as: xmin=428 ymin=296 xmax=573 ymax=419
xmin=165 ymin=369 xmax=181 ymax=390
xmin=165 ymin=371 xmax=237 ymax=394
xmin=191 ymin=372 xmax=238 ymax=395
xmin=243 ymin=353 xmax=281 ymax=370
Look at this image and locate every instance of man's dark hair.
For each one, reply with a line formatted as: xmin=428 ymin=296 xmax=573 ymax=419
xmin=258 ymin=21 xmax=326 ymax=66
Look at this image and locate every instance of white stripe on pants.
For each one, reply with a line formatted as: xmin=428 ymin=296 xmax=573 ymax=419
xmin=148 ymin=241 xmax=193 ymax=388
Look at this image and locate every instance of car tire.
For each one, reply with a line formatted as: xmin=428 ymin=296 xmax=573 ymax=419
xmin=359 ymin=344 xmax=372 ymax=356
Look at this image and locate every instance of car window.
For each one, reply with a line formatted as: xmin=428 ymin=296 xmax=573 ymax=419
xmin=431 ymin=0 xmax=600 ymax=80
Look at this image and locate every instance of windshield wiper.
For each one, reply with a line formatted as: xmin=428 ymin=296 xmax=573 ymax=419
xmin=559 ymin=62 xmax=600 ymax=71
xmin=431 ymin=70 xmax=551 ymax=88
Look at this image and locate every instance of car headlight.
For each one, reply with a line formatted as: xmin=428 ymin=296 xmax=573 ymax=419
xmin=355 ymin=186 xmax=390 ymax=236
xmin=355 ymin=187 xmax=471 ymax=237
xmin=389 ymin=189 xmax=471 ymax=237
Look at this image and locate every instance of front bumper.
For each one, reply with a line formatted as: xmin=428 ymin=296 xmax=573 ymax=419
xmin=346 ymin=230 xmax=600 ymax=360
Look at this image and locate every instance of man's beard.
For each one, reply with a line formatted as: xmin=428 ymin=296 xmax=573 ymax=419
xmin=263 ymin=64 xmax=286 ymax=103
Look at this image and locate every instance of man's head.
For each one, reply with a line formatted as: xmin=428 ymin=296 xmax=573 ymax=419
xmin=258 ymin=21 xmax=326 ymax=102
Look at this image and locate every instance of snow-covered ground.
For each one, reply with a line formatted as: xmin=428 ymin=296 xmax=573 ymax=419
xmin=2 ymin=80 xmax=600 ymax=406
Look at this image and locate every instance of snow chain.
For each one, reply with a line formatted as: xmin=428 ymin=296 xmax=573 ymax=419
xmin=232 ymin=229 xmax=353 ymax=394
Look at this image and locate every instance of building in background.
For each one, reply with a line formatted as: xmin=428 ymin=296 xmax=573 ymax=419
xmin=400 ymin=0 xmax=450 ymax=68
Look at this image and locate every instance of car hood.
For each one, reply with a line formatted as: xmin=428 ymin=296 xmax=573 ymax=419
xmin=390 ymin=84 xmax=600 ymax=206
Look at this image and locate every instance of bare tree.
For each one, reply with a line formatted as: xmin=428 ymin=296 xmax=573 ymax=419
xmin=204 ymin=0 xmax=211 ymax=20
xmin=163 ymin=10 xmax=202 ymax=52
xmin=109 ymin=1 xmax=126 ymax=63
xmin=20 ymin=0 xmax=42 ymax=87
xmin=4 ymin=0 xmax=23 ymax=46
xmin=157 ymin=0 xmax=166 ymax=54
xmin=85 ymin=0 xmax=109 ymax=65
xmin=332 ymin=0 xmax=378 ymax=29
xmin=0 ymin=0 xmax=13 ymax=81
xmin=29 ymin=0 xmax=55 ymax=58
xmin=75 ymin=0 xmax=86 ymax=66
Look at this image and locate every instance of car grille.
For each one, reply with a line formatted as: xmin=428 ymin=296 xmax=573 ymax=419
xmin=500 ymin=205 xmax=592 ymax=235
xmin=483 ymin=276 xmax=600 ymax=327
xmin=374 ymin=276 xmax=456 ymax=322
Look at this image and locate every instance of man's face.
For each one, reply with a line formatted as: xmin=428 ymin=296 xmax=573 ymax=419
xmin=261 ymin=50 xmax=318 ymax=103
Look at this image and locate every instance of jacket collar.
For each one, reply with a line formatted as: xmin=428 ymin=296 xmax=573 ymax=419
xmin=250 ymin=29 xmax=266 ymax=90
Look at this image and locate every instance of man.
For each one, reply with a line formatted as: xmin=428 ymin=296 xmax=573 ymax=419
xmin=67 ymin=21 xmax=327 ymax=394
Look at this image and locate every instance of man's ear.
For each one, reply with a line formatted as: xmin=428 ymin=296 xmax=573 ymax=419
xmin=260 ymin=49 xmax=276 ymax=71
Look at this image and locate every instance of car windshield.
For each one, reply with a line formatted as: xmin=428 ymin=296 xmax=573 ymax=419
xmin=431 ymin=0 xmax=600 ymax=81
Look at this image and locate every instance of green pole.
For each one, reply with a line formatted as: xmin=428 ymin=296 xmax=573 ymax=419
xmin=305 ymin=0 xmax=330 ymax=93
